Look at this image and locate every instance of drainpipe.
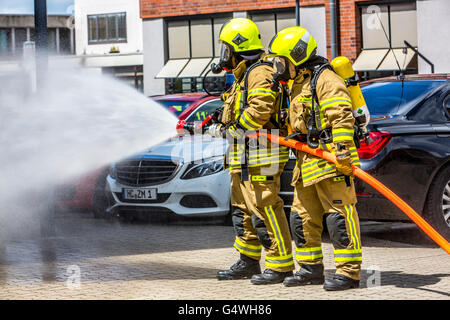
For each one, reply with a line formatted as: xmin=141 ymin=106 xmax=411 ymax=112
xmin=329 ymin=0 xmax=338 ymax=59
xmin=295 ymin=0 xmax=300 ymax=26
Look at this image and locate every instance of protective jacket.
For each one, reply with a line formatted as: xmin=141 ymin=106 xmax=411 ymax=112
xmin=289 ymin=66 xmax=363 ymax=280
xmin=221 ymin=59 xmax=289 ymax=173
xmin=223 ymin=59 xmax=294 ymax=273
xmin=289 ymin=68 xmax=360 ymax=187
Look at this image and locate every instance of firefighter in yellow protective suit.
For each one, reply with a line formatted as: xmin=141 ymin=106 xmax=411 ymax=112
xmin=207 ymin=18 xmax=295 ymax=285
xmin=268 ymin=26 xmax=362 ymax=291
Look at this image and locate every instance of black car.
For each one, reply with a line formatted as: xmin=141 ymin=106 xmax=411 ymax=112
xmin=280 ymin=74 xmax=450 ymax=240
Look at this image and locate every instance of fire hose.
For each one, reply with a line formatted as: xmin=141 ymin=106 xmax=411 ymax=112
xmin=178 ymin=118 xmax=450 ymax=254
xmin=246 ymin=131 xmax=450 ymax=254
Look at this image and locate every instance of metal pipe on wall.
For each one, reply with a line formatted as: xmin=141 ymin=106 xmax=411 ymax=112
xmin=295 ymin=0 xmax=300 ymax=26
xmin=329 ymin=0 xmax=338 ymax=59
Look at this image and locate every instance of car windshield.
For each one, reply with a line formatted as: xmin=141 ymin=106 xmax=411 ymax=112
xmin=156 ymin=100 xmax=194 ymax=117
xmin=361 ymin=80 xmax=444 ymax=115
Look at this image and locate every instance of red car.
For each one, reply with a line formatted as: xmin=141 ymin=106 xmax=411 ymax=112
xmin=154 ymin=92 xmax=223 ymax=122
xmin=55 ymin=93 xmax=224 ymax=217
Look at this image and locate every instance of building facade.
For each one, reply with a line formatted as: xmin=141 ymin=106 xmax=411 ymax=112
xmin=74 ymin=0 xmax=144 ymax=91
xmin=140 ymin=0 xmax=449 ymax=96
xmin=0 ymin=14 xmax=75 ymax=59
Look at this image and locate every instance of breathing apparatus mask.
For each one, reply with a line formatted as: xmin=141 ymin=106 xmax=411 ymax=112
xmin=211 ymin=43 xmax=234 ymax=74
xmin=270 ymin=56 xmax=297 ymax=91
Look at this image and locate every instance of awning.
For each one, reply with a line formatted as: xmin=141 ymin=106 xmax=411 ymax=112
xmin=200 ymin=57 xmax=226 ymax=77
xmin=156 ymin=57 xmax=227 ymax=79
xmin=353 ymin=48 xmax=416 ymax=72
xmin=178 ymin=58 xmax=212 ymax=78
xmin=81 ymin=53 xmax=143 ymax=68
xmin=155 ymin=59 xmax=189 ymax=78
xmin=352 ymin=49 xmax=389 ymax=71
xmin=377 ymin=48 xmax=416 ymax=71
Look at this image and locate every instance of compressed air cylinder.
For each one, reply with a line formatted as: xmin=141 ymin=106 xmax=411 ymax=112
xmin=331 ymin=56 xmax=370 ymax=128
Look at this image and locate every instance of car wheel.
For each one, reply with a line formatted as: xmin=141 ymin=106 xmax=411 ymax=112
xmin=92 ymin=169 xmax=110 ymax=219
xmin=424 ymin=165 xmax=450 ymax=241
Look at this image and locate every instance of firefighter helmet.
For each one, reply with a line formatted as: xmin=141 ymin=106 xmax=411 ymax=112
xmin=268 ymin=26 xmax=317 ymax=66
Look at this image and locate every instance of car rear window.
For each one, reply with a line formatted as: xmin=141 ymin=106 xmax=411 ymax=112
xmin=156 ymin=100 xmax=194 ymax=117
xmin=361 ymin=81 xmax=444 ymax=115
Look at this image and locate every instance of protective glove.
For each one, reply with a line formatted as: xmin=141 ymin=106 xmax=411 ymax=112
xmin=207 ymin=123 xmax=225 ymax=138
xmin=335 ymin=153 xmax=354 ymax=176
xmin=225 ymin=122 xmax=245 ymax=140
xmin=334 ymin=142 xmax=354 ymax=176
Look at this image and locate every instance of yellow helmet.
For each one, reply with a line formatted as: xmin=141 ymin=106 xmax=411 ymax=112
xmin=219 ymin=18 xmax=264 ymax=53
xmin=268 ymin=26 xmax=317 ymax=66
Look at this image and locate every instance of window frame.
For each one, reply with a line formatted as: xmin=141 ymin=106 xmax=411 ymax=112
xmin=87 ymin=12 xmax=127 ymax=45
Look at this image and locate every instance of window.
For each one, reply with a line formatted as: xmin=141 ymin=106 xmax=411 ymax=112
xmin=88 ymin=12 xmax=127 ymax=44
xmin=357 ymin=2 xmax=417 ymax=79
xmin=167 ymin=21 xmax=190 ymax=59
xmin=361 ymin=2 xmax=417 ymax=49
xmin=190 ymin=19 xmax=213 ymax=58
xmin=0 ymin=29 xmax=12 ymax=55
xmin=250 ymin=11 xmax=297 ymax=49
xmin=185 ymin=99 xmax=223 ymax=122
xmin=361 ymin=81 xmax=444 ymax=115
xmin=163 ymin=15 xmax=232 ymax=94
xmin=156 ymin=100 xmax=194 ymax=117
xmin=14 ymin=28 xmax=27 ymax=54
xmin=167 ymin=17 xmax=230 ymax=60
xmin=48 ymin=28 xmax=57 ymax=53
xmin=251 ymin=13 xmax=276 ymax=49
xmin=444 ymin=94 xmax=450 ymax=120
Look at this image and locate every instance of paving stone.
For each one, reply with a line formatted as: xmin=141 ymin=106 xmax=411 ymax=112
xmin=0 ymin=212 xmax=448 ymax=300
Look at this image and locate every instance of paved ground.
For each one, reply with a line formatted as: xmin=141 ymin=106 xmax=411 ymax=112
xmin=0 ymin=211 xmax=448 ymax=300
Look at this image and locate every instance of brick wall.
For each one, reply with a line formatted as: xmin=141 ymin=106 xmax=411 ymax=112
xmin=140 ymin=0 xmax=324 ymax=19
xmin=140 ymin=0 xmax=379 ymax=61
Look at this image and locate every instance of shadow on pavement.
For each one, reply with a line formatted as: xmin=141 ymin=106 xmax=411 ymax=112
xmin=358 ymin=269 xmax=450 ymax=297
xmin=358 ymin=221 xmax=439 ymax=248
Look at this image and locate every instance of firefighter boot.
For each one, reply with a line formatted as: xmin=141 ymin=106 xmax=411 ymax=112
xmin=323 ymin=274 xmax=360 ymax=291
xmin=283 ymin=264 xmax=324 ymax=287
xmin=217 ymin=254 xmax=261 ymax=280
xmin=250 ymin=269 xmax=293 ymax=285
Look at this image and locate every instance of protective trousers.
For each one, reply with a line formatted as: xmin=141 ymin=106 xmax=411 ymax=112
xmin=291 ymin=175 xmax=362 ymax=280
xmin=230 ymin=165 xmax=294 ymax=272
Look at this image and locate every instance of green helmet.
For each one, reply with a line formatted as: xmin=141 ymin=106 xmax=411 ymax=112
xmin=219 ymin=18 xmax=264 ymax=53
xmin=268 ymin=26 xmax=317 ymax=66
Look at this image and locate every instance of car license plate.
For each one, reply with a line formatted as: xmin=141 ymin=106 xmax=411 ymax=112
xmin=122 ymin=188 xmax=157 ymax=200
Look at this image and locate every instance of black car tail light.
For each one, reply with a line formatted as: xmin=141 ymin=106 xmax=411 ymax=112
xmin=357 ymin=131 xmax=392 ymax=159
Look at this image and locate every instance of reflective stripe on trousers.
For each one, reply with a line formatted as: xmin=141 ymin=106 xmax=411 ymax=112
xmin=265 ymin=253 xmax=294 ymax=268
xmin=295 ymin=246 xmax=323 ymax=261
xmin=334 ymin=248 xmax=362 ymax=262
xmin=233 ymin=237 xmax=262 ymax=258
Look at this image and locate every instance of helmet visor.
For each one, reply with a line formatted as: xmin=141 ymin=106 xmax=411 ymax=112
xmin=219 ymin=43 xmax=232 ymax=65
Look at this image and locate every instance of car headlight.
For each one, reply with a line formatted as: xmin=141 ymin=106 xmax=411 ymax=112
xmin=181 ymin=156 xmax=224 ymax=180
xmin=109 ymin=164 xmax=117 ymax=179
